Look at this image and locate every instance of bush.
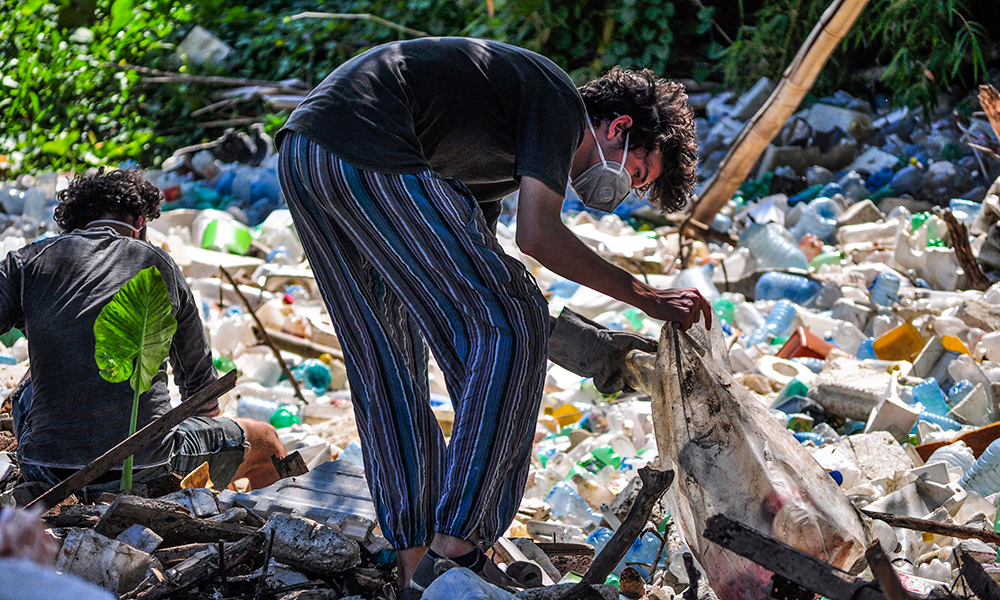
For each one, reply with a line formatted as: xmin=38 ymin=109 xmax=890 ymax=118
xmin=717 ymin=0 xmax=990 ymax=112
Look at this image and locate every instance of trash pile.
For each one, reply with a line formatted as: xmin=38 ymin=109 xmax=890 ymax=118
xmin=2 ymin=80 xmax=1000 ymax=600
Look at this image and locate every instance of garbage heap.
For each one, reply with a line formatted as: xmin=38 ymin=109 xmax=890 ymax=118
xmin=2 ymin=82 xmax=1000 ymax=600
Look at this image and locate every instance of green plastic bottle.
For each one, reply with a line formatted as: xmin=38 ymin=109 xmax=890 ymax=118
xmin=712 ymin=296 xmax=735 ymax=326
xmin=269 ymin=406 xmax=301 ymax=429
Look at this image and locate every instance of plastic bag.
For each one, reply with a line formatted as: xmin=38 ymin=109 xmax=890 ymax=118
xmin=651 ymin=316 xmax=867 ymax=600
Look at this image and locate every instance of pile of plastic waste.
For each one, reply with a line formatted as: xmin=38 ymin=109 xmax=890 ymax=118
xmin=2 ymin=80 xmax=1000 ymax=599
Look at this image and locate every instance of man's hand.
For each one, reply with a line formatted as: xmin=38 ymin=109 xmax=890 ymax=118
xmin=634 ymin=286 xmax=713 ymax=331
xmin=515 ymin=176 xmax=714 ymax=332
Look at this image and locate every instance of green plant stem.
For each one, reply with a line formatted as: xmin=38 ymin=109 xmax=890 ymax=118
xmin=120 ymin=377 xmax=142 ymax=491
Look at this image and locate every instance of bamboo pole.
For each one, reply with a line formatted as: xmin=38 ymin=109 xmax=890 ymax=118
xmin=689 ymin=0 xmax=871 ymax=230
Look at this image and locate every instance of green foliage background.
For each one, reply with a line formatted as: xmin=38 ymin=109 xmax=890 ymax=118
xmin=0 ymin=0 xmax=993 ymax=176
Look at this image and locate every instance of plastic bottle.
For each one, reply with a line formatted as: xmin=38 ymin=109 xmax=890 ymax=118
xmin=622 ymin=531 xmax=664 ymax=578
xmin=21 ymin=188 xmax=47 ymax=222
xmin=890 ymin=165 xmax=923 ymax=195
xmin=713 ymin=296 xmax=735 ymax=326
xmin=949 ymin=198 xmax=981 ymax=227
xmin=959 ymin=438 xmax=1000 ymax=497
xmin=747 ymin=300 xmax=797 ymax=347
xmin=292 ymin=358 xmax=333 ymax=395
xmin=672 ymin=264 xmax=720 ymax=303
xmin=915 ymin=411 xmax=963 ymax=432
xmin=587 ymin=527 xmax=614 ymax=555
xmin=236 ymin=396 xmax=302 ymax=424
xmin=857 ymin=338 xmax=877 ymax=360
xmin=740 ymin=222 xmax=809 ymax=270
xmin=733 ymin=301 xmax=766 ymax=333
xmin=710 ymin=213 xmax=732 ymax=233
xmin=926 ymin=441 xmax=975 ymax=475
xmin=869 ymin=272 xmax=901 ymax=307
xmin=754 ymin=272 xmax=823 ymax=305
xmin=837 ymin=171 xmax=869 ymax=201
xmin=948 ymin=380 xmax=974 ymax=407
xmin=545 ymin=482 xmax=602 ymax=528
xmin=339 ymin=441 xmax=365 ymax=466
xmin=911 ymin=379 xmax=949 ymax=417
xmin=789 ymin=197 xmax=842 ymax=243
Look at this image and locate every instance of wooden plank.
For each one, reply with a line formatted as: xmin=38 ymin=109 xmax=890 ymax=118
xmin=702 ymin=514 xmax=883 ymax=600
xmin=27 ymin=371 xmax=237 ymax=512
xmin=126 ymin=531 xmax=266 ymax=600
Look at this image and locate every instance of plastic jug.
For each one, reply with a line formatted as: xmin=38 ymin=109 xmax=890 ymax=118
xmin=869 ymin=272 xmax=901 ymax=306
xmin=911 ymin=379 xmax=949 ymax=417
xmin=872 ymin=324 xmax=926 ymax=362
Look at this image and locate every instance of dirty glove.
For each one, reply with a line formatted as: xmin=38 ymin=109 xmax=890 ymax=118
xmin=547 ymin=308 xmax=658 ymax=394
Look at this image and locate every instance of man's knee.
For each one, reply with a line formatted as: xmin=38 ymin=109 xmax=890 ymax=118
xmin=232 ymin=417 xmax=285 ymax=462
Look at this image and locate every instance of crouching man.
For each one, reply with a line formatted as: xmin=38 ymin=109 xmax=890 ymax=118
xmin=0 ymin=168 xmax=284 ymax=497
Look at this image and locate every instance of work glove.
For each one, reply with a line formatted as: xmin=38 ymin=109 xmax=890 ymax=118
xmin=547 ymin=308 xmax=658 ymax=394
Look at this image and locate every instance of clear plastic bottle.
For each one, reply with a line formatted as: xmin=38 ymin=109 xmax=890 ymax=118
xmin=740 ymin=222 xmax=809 ymax=270
xmin=545 ymin=482 xmax=602 ymax=528
xmin=734 ymin=301 xmax=766 ymax=333
xmin=869 ymin=272 xmax=901 ymax=307
xmin=837 ymin=171 xmax=869 ymax=201
xmin=959 ymin=438 xmax=1000 ymax=497
xmin=673 ymin=264 xmax=720 ymax=303
xmin=747 ymin=300 xmax=797 ymax=346
xmin=754 ymin=272 xmax=823 ymax=305
xmin=789 ymin=197 xmax=842 ymax=243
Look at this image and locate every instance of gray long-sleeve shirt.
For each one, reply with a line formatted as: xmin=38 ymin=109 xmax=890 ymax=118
xmin=0 ymin=227 xmax=217 ymax=469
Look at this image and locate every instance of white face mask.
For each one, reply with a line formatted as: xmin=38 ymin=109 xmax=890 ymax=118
xmin=569 ymin=118 xmax=633 ymax=212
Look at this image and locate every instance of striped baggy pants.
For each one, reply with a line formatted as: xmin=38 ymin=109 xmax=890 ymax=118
xmin=277 ymin=131 xmax=549 ymax=549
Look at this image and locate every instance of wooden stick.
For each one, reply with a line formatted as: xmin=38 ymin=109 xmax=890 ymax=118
xmin=702 ymin=514 xmax=882 ymax=600
xmin=219 ymin=267 xmax=308 ymax=405
xmin=864 ymin=541 xmax=911 ymax=600
xmin=289 ymin=11 xmax=429 ymax=37
xmin=938 ymin=208 xmax=990 ymax=291
xmin=263 ymin=327 xmax=344 ymax=362
xmin=103 ymin=61 xmax=305 ymax=89
xmin=862 ymin=509 xmax=1000 ymax=545
xmin=26 ymin=371 xmax=237 ymax=512
xmin=957 ymin=549 xmax=1000 ymax=600
xmin=690 ymin=0 xmax=872 ymax=231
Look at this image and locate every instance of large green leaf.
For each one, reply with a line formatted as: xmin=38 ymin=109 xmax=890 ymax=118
xmin=109 ymin=0 xmax=135 ymax=35
xmin=94 ymin=266 xmax=178 ymax=395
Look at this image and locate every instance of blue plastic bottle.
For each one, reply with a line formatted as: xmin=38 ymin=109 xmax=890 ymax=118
xmin=869 ymin=272 xmax=901 ymax=307
xmin=948 ymin=380 xmax=975 ymax=407
xmin=747 ymin=300 xmax=797 ymax=346
xmin=911 ymin=379 xmax=950 ymax=417
xmin=755 ymin=272 xmax=823 ymax=305
xmin=546 ymin=483 xmax=602 ymax=527
xmin=856 ymin=338 xmax=877 ymax=360
xmin=960 ymin=438 xmax=1000 ymax=497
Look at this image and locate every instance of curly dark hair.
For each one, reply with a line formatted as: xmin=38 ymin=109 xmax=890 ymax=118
xmin=54 ymin=168 xmax=163 ymax=233
xmin=578 ymin=67 xmax=699 ymax=213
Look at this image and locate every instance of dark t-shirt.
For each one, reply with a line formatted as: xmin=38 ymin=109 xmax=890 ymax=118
xmin=280 ymin=37 xmax=587 ymax=219
xmin=0 ymin=227 xmax=217 ymax=469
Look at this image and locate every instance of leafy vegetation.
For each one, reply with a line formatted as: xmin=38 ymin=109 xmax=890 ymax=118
xmin=0 ymin=0 xmax=994 ymax=176
xmin=718 ymin=0 xmax=991 ymax=111
xmin=94 ymin=265 xmax=177 ymax=490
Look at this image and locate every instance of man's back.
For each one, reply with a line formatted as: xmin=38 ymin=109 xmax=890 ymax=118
xmin=0 ymin=228 xmax=215 ymax=469
xmin=281 ymin=37 xmax=587 ymax=208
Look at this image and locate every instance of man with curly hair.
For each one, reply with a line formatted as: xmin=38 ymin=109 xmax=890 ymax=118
xmin=277 ymin=37 xmax=711 ymax=592
xmin=0 ymin=168 xmax=285 ymax=497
